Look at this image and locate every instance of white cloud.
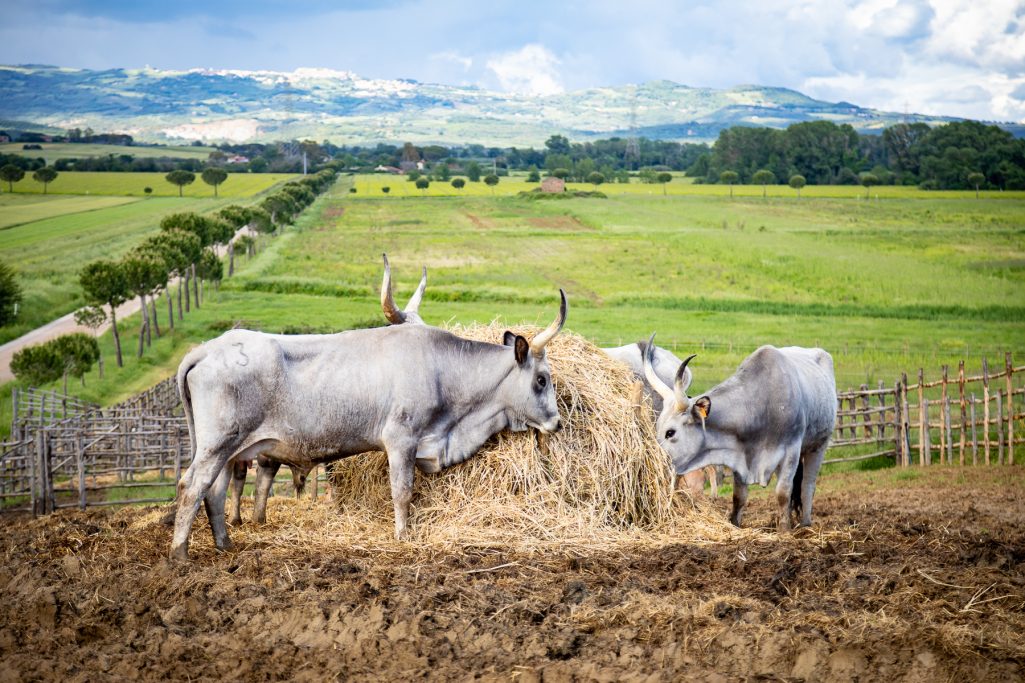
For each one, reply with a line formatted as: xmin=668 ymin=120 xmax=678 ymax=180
xmin=485 ymin=44 xmax=564 ymax=96
xmin=430 ymin=50 xmax=473 ymax=73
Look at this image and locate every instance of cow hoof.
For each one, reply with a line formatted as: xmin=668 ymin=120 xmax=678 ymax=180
xmin=169 ymin=545 xmax=190 ymax=563
xmin=229 ymin=517 xmax=244 ymax=527
xmin=394 ymin=528 xmax=409 ymax=542
xmin=216 ymin=538 xmax=235 ymax=552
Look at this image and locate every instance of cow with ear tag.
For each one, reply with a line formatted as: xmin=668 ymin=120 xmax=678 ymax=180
xmin=642 ymin=334 xmax=836 ymax=530
xmin=169 ymin=289 xmax=567 ymax=562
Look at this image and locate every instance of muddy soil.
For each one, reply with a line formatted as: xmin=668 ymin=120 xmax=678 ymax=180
xmin=1 ymin=468 xmax=1023 ymax=682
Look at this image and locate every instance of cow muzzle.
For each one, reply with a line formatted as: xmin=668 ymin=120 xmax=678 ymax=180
xmin=537 ymin=417 xmax=562 ymax=434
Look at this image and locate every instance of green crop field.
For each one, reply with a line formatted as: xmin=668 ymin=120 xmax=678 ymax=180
xmin=0 ymin=173 xmax=296 ymax=344
xmin=353 ymin=172 xmax=1025 ymax=200
xmin=2 ymin=171 xmax=298 ymax=197
xmin=1 ymin=142 xmax=219 ymax=161
xmin=0 ymin=194 xmax=139 ymax=229
xmin=2 ymin=174 xmax=1023 ymax=450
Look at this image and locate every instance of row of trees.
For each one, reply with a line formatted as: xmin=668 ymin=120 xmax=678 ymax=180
xmin=10 ymin=333 xmax=100 ymax=393
xmin=0 ymin=164 xmax=59 ymax=193
xmin=74 ymin=169 xmax=338 ymax=370
xmin=692 ymin=120 xmax=1025 ymax=190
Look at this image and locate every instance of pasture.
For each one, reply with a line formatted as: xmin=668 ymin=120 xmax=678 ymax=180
xmin=0 ymin=141 xmax=219 ymax=161
xmin=1 ymin=174 xmax=1023 ymax=681
xmin=2 ymin=170 xmax=297 ymax=197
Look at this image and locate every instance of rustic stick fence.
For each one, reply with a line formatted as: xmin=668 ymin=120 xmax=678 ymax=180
xmin=2 ymin=354 xmax=1022 ymax=515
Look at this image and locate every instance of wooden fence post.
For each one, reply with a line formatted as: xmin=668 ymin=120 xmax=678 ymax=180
xmin=943 ymin=395 xmax=953 ymax=465
xmin=970 ymin=394 xmax=979 ymax=466
xmin=77 ymin=434 xmax=86 ymax=510
xmin=893 ymin=379 xmax=903 ymax=466
xmin=1007 ymin=353 xmax=1015 ymax=466
xmin=847 ymin=393 xmax=857 ymax=440
xmin=982 ymin=358 xmax=991 ymax=465
xmin=996 ymin=392 xmax=1005 ymax=465
xmin=922 ymin=369 xmax=930 ymax=465
xmin=958 ymin=360 xmax=967 ymax=466
xmin=901 ymin=373 xmax=911 ymax=466
xmin=860 ymin=385 xmax=872 ymax=439
xmin=939 ymin=365 xmax=949 ymax=462
xmin=877 ymin=380 xmax=887 ymax=443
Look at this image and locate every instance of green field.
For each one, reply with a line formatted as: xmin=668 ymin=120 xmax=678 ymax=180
xmin=0 ymin=173 xmax=297 ymax=344
xmin=354 ymin=172 xmax=1025 ymax=200
xmin=1 ymin=142 xmax=219 ymax=161
xmin=1 ymin=171 xmax=297 ymax=198
xmin=2 ymin=173 xmax=1023 ymax=450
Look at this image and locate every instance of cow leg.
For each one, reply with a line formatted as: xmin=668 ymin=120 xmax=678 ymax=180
xmin=706 ymin=466 xmax=719 ymax=499
xmin=681 ymin=470 xmax=705 ymax=497
xmin=253 ymin=458 xmax=282 ymax=524
xmin=228 ymin=460 xmax=248 ymax=526
xmin=169 ymin=447 xmax=233 ymax=562
xmin=730 ymin=474 xmax=749 ymax=527
xmin=774 ymin=447 xmax=802 ymax=532
xmin=204 ymin=464 xmax=234 ymax=551
xmin=291 ymin=465 xmax=309 ymax=499
xmin=385 ymin=446 xmax=416 ymax=540
xmin=798 ymin=443 xmax=827 ymax=527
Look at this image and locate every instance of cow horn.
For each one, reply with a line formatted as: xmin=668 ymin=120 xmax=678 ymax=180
xmin=381 ymin=253 xmax=406 ymax=325
xmin=642 ymin=333 xmax=677 ymax=407
xmin=530 ymin=289 xmax=567 ymax=356
xmin=405 ymin=266 xmax=427 ymax=315
xmin=674 ymin=354 xmax=696 ymax=410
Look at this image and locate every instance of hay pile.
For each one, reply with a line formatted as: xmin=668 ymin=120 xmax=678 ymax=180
xmin=327 ymin=323 xmax=722 ymax=547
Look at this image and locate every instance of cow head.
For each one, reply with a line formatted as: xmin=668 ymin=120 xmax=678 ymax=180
xmin=642 ymin=334 xmax=707 ymax=474
xmin=500 ymin=289 xmax=567 ymax=434
xmin=381 ymin=253 xmax=428 ymax=325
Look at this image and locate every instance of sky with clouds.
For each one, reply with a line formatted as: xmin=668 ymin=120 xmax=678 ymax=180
xmin=2 ymin=0 xmax=1024 ymax=122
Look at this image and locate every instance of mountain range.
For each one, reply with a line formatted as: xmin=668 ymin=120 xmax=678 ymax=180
xmin=0 ymin=64 xmax=981 ymax=146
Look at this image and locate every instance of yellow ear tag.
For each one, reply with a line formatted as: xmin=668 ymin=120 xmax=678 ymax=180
xmin=696 ymin=404 xmax=708 ymax=420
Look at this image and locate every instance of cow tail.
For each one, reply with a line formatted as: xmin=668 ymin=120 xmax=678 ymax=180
xmin=791 ymin=457 xmax=805 ymax=521
xmin=177 ymin=346 xmax=206 ymax=461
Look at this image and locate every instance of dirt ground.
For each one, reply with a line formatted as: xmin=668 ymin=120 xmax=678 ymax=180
xmin=1 ymin=467 xmax=1023 ymax=682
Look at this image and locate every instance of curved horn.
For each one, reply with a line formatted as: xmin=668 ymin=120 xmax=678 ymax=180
xmin=674 ymin=354 xmax=696 ymax=410
xmin=405 ymin=266 xmax=427 ymax=314
xmin=642 ymin=333 xmax=676 ymax=407
xmin=530 ymin=289 xmax=568 ymax=356
xmin=380 ymin=253 xmax=406 ymax=325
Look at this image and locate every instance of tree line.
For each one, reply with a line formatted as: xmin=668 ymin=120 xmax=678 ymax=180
xmin=6 ymin=169 xmax=337 ymax=388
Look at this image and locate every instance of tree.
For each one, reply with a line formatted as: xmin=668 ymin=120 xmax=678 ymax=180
xmin=406 ymin=170 xmax=421 ymax=182
xmin=967 ymin=172 xmax=985 ymax=199
xmin=527 ymin=166 xmax=541 ymax=182
xmin=382 ymin=186 xmax=391 ymax=194
xmin=483 ymin=174 xmax=499 ymax=194
xmin=10 ymin=344 xmax=62 ymax=387
xmin=415 ymin=177 xmax=430 ymax=194
xmin=752 ymin=169 xmax=776 ymax=198
xmin=201 ymin=167 xmax=228 ymax=197
xmin=144 ymin=186 xmax=153 ymax=196
xmin=451 ymin=178 xmax=465 ymax=190
xmin=436 ymin=164 xmax=452 ymax=181
xmin=587 ymin=171 xmax=605 ymax=188
xmin=165 ymin=170 xmax=196 ymax=197
xmin=74 ymin=305 xmax=106 ymax=378
xmin=122 ymin=253 xmax=166 ymax=356
xmin=79 ymin=260 xmax=128 ymax=368
xmin=656 ymin=172 xmax=673 ymax=196
xmin=859 ymin=172 xmax=880 ymax=198
xmin=32 ymin=167 xmax=58 ymax=194
xmin=0 ymin=260 xmax=23 ymax=327
xmin=52 ymin=333 xmax=100 ymax=392
xmin=0 ymin=164 xmax=25 ymax=192
xmin=552 ymin=168 xmax=570 ymax=180
xmin=466 ymin=161 xmax=482 ymax=182
xmin=788 ymin=174 xmax=806 ymax=199
xmin=719 ymin=170 xmax=739 ymax=198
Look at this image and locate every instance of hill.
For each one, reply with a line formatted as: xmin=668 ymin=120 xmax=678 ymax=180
xmin=0 ymin=65 xmax=967 ymax=146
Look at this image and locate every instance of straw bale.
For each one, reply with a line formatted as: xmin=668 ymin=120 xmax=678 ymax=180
xmin=328 ymin=323 xmax=699 ymax=545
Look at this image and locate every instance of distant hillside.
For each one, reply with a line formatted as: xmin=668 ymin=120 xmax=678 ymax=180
xmin=0 ymin=65 xmax=972 ymax=146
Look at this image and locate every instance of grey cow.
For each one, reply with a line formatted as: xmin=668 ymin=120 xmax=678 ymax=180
xmin=642 ymin=336 xmax=836 ymax=530
xmin=169 ymin=291 xmax=567 ymax=561
xmin=230 ymin=256 xmax=430 ymax=526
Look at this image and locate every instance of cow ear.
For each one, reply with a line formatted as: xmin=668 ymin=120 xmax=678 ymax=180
xmin=692 ymin=396 xmax=711 ymax=420
xmin=502 ymin=331 xmax=517 ymax=347
xmin=513 ymin=335 xmax=530 ymax=366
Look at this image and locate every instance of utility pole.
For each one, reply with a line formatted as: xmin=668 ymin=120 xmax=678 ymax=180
xmin=303 ymin=151 xmax=307 ymax=175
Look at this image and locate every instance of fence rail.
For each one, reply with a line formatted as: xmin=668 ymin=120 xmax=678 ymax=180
xmin=3 ymin=353 xmax=1022 ymax=514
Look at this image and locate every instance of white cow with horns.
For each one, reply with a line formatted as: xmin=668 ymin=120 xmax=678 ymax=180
xmin=169 ymin=288 xmax=568 ymax=561
xmin=642 ymin=335 xmax=836 ymax=530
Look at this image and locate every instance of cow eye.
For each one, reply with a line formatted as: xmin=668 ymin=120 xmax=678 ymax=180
xmin=665 ymin=429 xmax=676 ymax=439
xmin=537 ymin=375 xmax=547 ymax=388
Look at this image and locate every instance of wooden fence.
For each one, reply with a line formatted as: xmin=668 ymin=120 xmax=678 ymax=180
xmin=2 ymin=353 xmax=1022 ymax=514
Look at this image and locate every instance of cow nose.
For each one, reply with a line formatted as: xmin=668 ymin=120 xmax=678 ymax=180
xmin=552 ymin=418 xmax=563 ymax=433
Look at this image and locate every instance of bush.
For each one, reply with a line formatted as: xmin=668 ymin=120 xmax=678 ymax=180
xmin=0 ymin=261 xmax=23 ymax=327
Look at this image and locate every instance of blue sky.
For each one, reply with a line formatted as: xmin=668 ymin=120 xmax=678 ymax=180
xmin=3 ymin=0 xmax=1024 ymax=122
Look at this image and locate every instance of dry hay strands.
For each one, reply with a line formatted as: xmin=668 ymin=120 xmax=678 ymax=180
xmin=329 ymin=323 xmax=693 ymax=546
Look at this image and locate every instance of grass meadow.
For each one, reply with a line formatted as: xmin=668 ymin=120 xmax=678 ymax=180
xmin=2 ymin=171 xmax=297 ymax=198
xmin=2 ymin=173 xmax=1023 ymax=465
xmin=0 ymin=142 xmax=219 ymax=161
xmin=0 ymin=174 xmax=297 ymax=344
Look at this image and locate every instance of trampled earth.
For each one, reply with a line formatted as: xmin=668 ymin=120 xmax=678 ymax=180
xmin=1 ymin=467 xmax=1022 ymax=682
